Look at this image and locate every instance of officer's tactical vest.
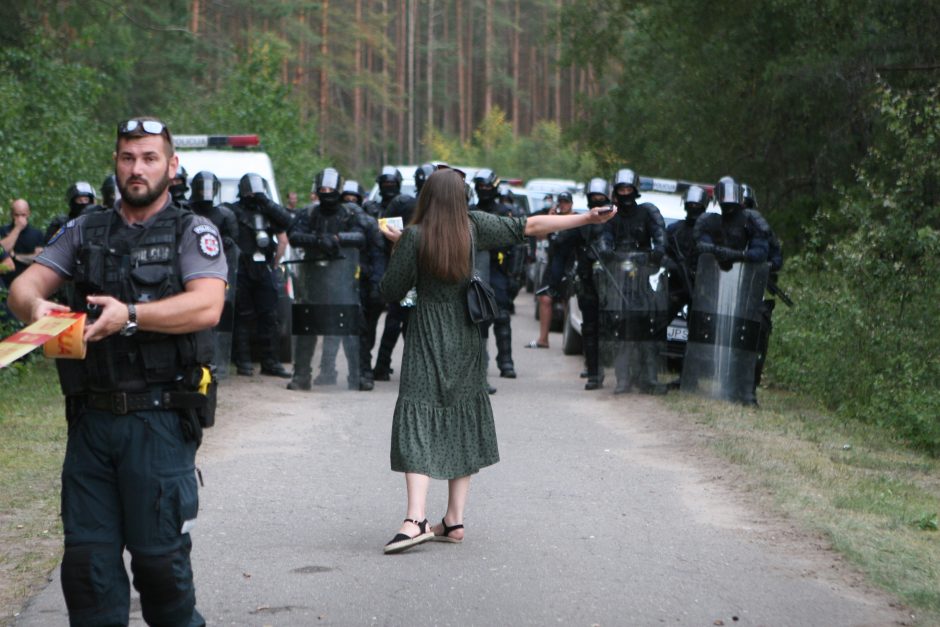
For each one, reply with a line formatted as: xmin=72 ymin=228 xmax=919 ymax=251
xmin=612 ymin=203 xmax=659 ymax=251
xmin=57 ymin=206 xmax=213 ymax=394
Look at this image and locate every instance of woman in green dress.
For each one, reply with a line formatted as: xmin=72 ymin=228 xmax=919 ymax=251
xmin=380 ymin=168 xmax=616 ymax=554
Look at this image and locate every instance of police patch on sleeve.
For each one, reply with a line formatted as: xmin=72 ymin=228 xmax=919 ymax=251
xmin=197 ymin=232 xmax=221 ymax=259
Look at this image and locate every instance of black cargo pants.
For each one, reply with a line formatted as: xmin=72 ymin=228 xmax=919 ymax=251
xmin=60 ymin=407 xmax=204 ymax=627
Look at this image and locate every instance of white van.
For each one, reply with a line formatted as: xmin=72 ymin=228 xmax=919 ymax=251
xmin=174 ymin=135 xmax=281 ymax=204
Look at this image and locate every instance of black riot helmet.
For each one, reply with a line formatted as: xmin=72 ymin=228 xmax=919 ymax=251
xmin=498 ymin=182 xmax=514 ymax=205
xmin=315 ymin=167 xmax=344 ymax=209
xmin=741 ymin=183 xmax=758 ymax=209
xmin=170 ymin=165 xmax=188 ymax=201
xmin=472 ymin=168 xmax=499 ymax=203
xmin=190 ymin=171 xmax=221 ymax=206
xmin=238 ymin=173 xmax=269 ymax=200
xmin=414 ymin=163 xmax=436 ymax=195
xmin=100 ymin=174 xmax=118 ymax=208
xmin=715 ymin=176 xmax=743 ymax=214
xmin=376 ymin=165 xmax=403 ymax=201
xmin=341 ymin=179 xmax=365 ymax=206
xmin=611 ymin=168 xmax=640 ymax=208
xmin=683 ymin=185 xmax=709 ymax=221
xmin=66 ymin=181 xmax=96 ymax=217
xmin=585 ymin=177 xmax=610 ymax=208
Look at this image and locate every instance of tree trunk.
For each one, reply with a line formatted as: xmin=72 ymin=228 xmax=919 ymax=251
xmin=512 ymin=0 xmax=520 ymax=136
xmin=456 ymin=0 xmax=466 ymax=142
xmin=484 ymin=0 xmax=493 ymax=116
xmin=407 ymin=0 xmax=416 ymax=162
xmin=319 ymin=0 xmax=330 ymax=155
xmin=426 ymin=0 xmax=435 ymax=142
xmin=354 ymin=0 xmax=363 ymax=167
xmin=191 ymin=0 xmax=200 ymax=34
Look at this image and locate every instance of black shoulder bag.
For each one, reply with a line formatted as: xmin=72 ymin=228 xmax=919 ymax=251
xmin=466 ymin=227 xmax=499 ymax=325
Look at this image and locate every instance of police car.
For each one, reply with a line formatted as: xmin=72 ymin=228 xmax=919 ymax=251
xmin=561 ymin=176 xmax=716 ymax=368
xmin=175 ymin=134 xmax=294 ymax=362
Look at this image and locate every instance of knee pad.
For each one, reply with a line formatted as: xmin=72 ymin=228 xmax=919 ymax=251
xmin=62 ymin=544 xmax=128 ymax=621
xmin=132 ymin=550 xmax=196 ymax=626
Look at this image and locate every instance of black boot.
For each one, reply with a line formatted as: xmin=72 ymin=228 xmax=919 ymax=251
xmin=233 ymin=324 xmax=254 ymax=376
xmin=494 ymin=316 xmax=515 ymax=378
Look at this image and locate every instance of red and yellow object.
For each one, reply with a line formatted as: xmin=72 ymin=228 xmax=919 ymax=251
xmin=0 ymin=312 xmax=87 ymax=368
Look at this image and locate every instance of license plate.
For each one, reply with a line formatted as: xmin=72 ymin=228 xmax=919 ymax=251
xmin=667 ymin=325 xmax=688 ymax=342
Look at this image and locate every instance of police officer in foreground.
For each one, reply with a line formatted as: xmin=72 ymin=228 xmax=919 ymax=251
xmin=45 ymin=181 xmax=99 ymax=243
xmin=552 ymin=179 xmax=610 ymax=389
xmin=470 ymin=168 xmax=521 ymax=380
xmin=287 ymin=168 xmax=382 ymax=391
xmin=684 ymin=176 xmax=775 ymax=404
xmin=366 ymin=166 xmax=416 ymax=381
xmin=229 ymin=172 xmax=294 ymax=377
xmin=9 ymin=117 xmax=225 ymax=626
xmin=665 ymin=184 xmax=709 ymax=321
xmin=190 ymin=170 xmax=240 ymax=377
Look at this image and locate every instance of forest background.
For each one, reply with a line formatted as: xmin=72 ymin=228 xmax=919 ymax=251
xmin=0 ymin=0 xmax=939 ymax=451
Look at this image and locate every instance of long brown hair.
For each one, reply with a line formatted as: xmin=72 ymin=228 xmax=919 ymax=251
xmin=409 ymin=169 xmax=471 ymax=282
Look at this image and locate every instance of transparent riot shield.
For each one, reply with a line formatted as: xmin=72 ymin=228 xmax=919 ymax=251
xmin=680 ymin=254 xmax=769 ymax=404
xmin=595 ymin=251 xmax=670 ymax=392
xmin=474 ymin=248 xmax=491 ymax=284
xmin=290 ymin=247 xmax=362 ymax=388
xmin=213 ymin=244 xmax=239 ymax=378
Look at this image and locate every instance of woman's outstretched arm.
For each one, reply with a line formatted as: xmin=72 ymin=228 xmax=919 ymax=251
xmin=524 ymin=206 xmax=617 ymax=239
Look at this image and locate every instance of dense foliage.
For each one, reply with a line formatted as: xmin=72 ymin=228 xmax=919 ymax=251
xmin=769 ymin=84 xmax=940 ymax=452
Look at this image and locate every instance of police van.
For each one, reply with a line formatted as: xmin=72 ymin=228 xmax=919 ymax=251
xmin=174 ymin=134 xmax=293 ymax=362
xmin=561 ymin=175 xmax=716 ymax=369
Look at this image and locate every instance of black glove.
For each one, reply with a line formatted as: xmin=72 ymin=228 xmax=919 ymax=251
xmin=716 ymin=247 xmax=745 ymax=264
xmin=320 ymin=234 xmax=339 ymax=257
xmin=368 ymin=282 xmax=383 ymax=305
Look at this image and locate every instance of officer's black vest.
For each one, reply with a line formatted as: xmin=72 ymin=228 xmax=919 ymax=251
xmin=57 ymin=206 xmax=213 ymax=395
xmin=612 ymin=203 xmax=657 ymax=251
xmin=712 ymin=208 xmax=762 ymax=251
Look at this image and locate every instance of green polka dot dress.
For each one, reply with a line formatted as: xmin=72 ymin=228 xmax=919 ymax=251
xmin=380 ymin=211 xmax=527 ymax=479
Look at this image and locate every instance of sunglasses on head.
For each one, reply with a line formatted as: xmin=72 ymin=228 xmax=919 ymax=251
xmin=118 ymin=119 xmax=166 ymax=135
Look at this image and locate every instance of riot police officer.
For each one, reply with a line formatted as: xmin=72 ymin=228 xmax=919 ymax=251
xmin=101 ymin=174 xmax=119 ymax=209
xmin=45 ymin=181 xmax=99 ymax=243
xmin=190 ymin=171 xmax=240 ymax=377
xmin=9 ymin=117 xmax=224 ymax=626
xmin=169 ymin=165 xmax=189 ymax=207
xmin=470 ymin=168 xmax=522 ymax=380
xmin=287 ymin=168 xmax=383 ymax=391
xmin=366 ymin=166 xmax=416 ymax=381
xmin=229 ymin=172 xmax=294 ymax=377
xmin=665 ymin=185 xmax=709 ymax=321
xmin=598 ymin=168 xmax=668 ymax=394
xmin=413 ymin=163 xmax=436 ymax=197
xmin=684 ymin=176 xmax=776 ymax=404
xmin=551 ymin=179 xmax=610 ymax=390
xmin=333 ymin=179 xmax=387 ymax=387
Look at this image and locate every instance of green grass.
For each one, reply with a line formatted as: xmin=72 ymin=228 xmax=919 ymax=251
xmin=666 ymin=388 xmax=940 ymax=625
xmin=0 ymin=360 xmax=67 ymax=625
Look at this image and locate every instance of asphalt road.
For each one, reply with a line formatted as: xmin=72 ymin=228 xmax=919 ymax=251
xmin=16 ymin=300 xmax=907 ymax=626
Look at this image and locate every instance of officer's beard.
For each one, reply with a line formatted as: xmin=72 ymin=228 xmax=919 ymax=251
xmin=119 ymin=171 xmax=171 ymax=208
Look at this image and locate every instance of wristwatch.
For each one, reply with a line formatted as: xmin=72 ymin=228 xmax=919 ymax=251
xmin=120 ymin=303 xmax=139 ymax=337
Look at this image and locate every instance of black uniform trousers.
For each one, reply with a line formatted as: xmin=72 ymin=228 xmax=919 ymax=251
xmin=233 ymin=262 xmax=280 ymax=368
xmin=60 ymin=407 xmax=203 ymax=627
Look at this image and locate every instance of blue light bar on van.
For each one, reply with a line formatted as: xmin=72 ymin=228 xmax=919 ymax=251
xmin=173 ymin=135 xmax=260 ymax=149
xmin=638 ymin=176 xmax=714 ymax=196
